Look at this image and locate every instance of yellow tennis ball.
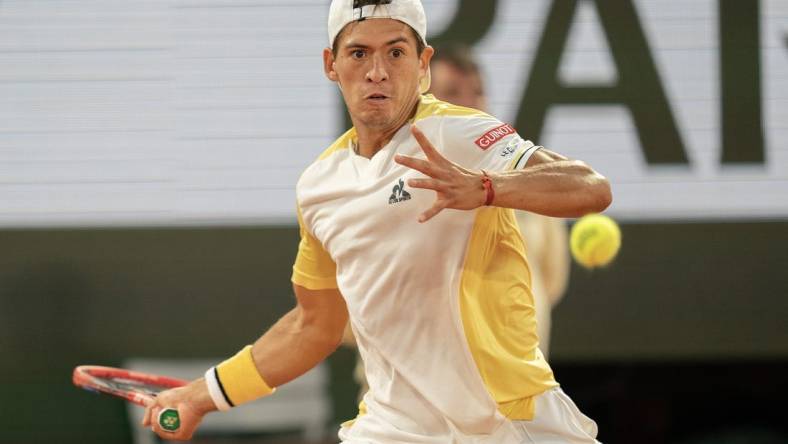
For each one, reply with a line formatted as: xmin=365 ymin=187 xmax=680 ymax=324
xmin=570 ymin=214 xmax=621 ymax=268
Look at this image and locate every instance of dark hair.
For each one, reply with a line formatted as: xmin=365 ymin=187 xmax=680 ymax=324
xmin=430 ymin=43 xmax=481 ymax=77
xmin=331 ymin=22 xmax=426 ymax=57
xmin=353 ymin=0 xmax=392 ymax=6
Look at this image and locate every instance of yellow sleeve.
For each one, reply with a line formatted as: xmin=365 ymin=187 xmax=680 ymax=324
xmin=291 ymin=206 xmax=338 ymax=290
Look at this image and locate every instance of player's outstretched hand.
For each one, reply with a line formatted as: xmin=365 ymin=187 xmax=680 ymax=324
xmin=395 ymin=125 xmax=488 ymax=222
xmin=142 ymin=379 xmax=215 ymax=441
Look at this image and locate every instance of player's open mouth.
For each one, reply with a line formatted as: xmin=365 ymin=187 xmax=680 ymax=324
xmin=365 ymin=93 xmax=390 ymax=101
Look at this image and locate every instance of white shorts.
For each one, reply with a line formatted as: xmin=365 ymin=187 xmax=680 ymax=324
xmin=514 ymin=387 xmax=599 ymax=443
xmin=339 ymin=387 xmax=599 ymax=443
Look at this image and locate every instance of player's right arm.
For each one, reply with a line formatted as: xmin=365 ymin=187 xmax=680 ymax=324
xmin=143 ymin=205 xmax=345 ymax=441
xmin=252 ymin=284 xmax=348 ymax=388
xmin=142 ymin=285 xmax=347 ymax=441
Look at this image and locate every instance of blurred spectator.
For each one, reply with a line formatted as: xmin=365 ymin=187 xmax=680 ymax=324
xmin=429 ymin=44 xmax=487 ymax=112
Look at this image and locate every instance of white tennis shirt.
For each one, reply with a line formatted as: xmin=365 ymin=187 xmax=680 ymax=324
xmin=292 ymin=95 xmax=557 ymax=443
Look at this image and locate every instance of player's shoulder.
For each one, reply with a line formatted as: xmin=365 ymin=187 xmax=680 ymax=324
xmin=296 ymin=127 xmax=355 ymax=199
xmin=318 ymin=127 xmax=356 ymax=162
xmin=301 ymin=127 xmax=355 ymax=177
xmin=413 ymin=94 xmax=492 ymax=123
xmin=416 ymin=95 xmax=517 ymax=152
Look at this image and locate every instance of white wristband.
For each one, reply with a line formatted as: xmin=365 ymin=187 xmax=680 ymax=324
xmin=204 ymin=366 xmax=233 ymax=411
xmin=515 ymin=145 xmax=542 ymax=170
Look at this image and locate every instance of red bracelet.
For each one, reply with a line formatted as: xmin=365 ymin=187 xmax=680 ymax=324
xmin=481 ymin=170 xmax=495 ymax=206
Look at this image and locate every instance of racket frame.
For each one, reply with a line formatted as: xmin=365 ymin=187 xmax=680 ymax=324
xmin=72 ymin=365 xmax=188 ymax=406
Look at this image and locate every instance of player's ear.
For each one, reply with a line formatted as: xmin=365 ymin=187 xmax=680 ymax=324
xmin=420 ymin=45 xmax=435 ymax=72
xmin=323 ymin=48 xmax=339 ymax=82
xmin=419 ymin=45 xmax=434 ymax=93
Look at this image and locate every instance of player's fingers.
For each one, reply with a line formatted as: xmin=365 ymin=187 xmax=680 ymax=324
xmin=407 ymin=178 xmax=445 ymax=192
xmin=154 ymin=428 xmax=190 ymax=442
xmin=411 ymin=126 xmax=446 ymax=164
xmin=394 ymin=154 xmax=441 ymax=178
xmin=142 ymin=394 xmax=163 ymax=426
xmin=419 ymin=200 xmax=448 ymax=223
xmin=148 ymin=406 xmax=159 ymax=432
xmin=142 ymin=401 xmax=156 ymax=427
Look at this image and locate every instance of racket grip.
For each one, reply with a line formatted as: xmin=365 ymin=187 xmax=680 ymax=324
xmin=157 ymin=408 xmax=181 ymax=433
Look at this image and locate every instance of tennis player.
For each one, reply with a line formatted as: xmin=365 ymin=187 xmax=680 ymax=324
xmin=143 ymin=1 xmax=610 ymax=442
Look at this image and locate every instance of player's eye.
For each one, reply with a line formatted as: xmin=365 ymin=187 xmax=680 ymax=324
xmin=391 ymin=48 xmax=403 ymax=58
xmin=351 ymin=49 xmax=366 ymax=59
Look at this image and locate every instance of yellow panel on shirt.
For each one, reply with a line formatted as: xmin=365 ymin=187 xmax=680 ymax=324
xmin=291 ymin=204 xmax=338 ymax=290
xmin=459 ymin=205 xmax=559 ymax=420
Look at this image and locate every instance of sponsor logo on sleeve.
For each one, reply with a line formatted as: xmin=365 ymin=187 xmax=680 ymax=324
xmin=474 ymin=123 xmax=516 ymax=150
xmin=500 ymin=136 xmax=525 ymax=158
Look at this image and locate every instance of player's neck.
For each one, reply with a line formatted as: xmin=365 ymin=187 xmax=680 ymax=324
xmin=353 ymin=125 xmax=400 ymax=159
xmin=353 ymin=96 xmax=420 ymax=159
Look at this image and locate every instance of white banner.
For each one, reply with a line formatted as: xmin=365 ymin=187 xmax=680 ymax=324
xmin=0 ymin=0 xmax=785 ymax=226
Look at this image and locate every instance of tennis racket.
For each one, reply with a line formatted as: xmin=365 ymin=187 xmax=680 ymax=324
xmin=72 ymin=365 xmax=188 ymax=432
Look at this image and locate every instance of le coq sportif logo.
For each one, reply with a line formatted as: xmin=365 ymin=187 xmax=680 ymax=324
xmin=389 ymin=178 xmax=411 ymax=204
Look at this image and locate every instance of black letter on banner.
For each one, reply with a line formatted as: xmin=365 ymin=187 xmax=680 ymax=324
xmin=518 ymin=0 xmax=688 ymax=164
xmin=427 ymin=0 xmax=498 ymax=47
xmin=719 ymin=0 xmax=765 ymax=164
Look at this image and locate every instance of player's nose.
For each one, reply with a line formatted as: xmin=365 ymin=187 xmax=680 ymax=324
xmin=365 ymin=54 xmax=389 ymax=83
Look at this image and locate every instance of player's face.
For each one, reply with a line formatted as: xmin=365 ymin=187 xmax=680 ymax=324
xmin=324 ymin=19 xmax=433 ymax=130
xmin=429 ymin=60 xmax=487 ymax=112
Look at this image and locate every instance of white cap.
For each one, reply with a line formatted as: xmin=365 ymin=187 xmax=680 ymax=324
xmin=328 ymin=0 xmax=427 ymax=48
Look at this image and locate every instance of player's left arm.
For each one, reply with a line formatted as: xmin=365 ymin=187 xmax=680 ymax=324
xmin=395 ymin=126 xmax=612 ymax=222
xmin=493 ymin=147 xmax=612 ymax=217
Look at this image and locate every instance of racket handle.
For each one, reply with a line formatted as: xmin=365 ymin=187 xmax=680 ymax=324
xmin=157 ymin=408 xmax=181 ymax=433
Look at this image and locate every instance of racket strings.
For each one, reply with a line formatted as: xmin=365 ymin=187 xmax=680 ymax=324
xmin=102 ymin=377 xmax=168 ymax=396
